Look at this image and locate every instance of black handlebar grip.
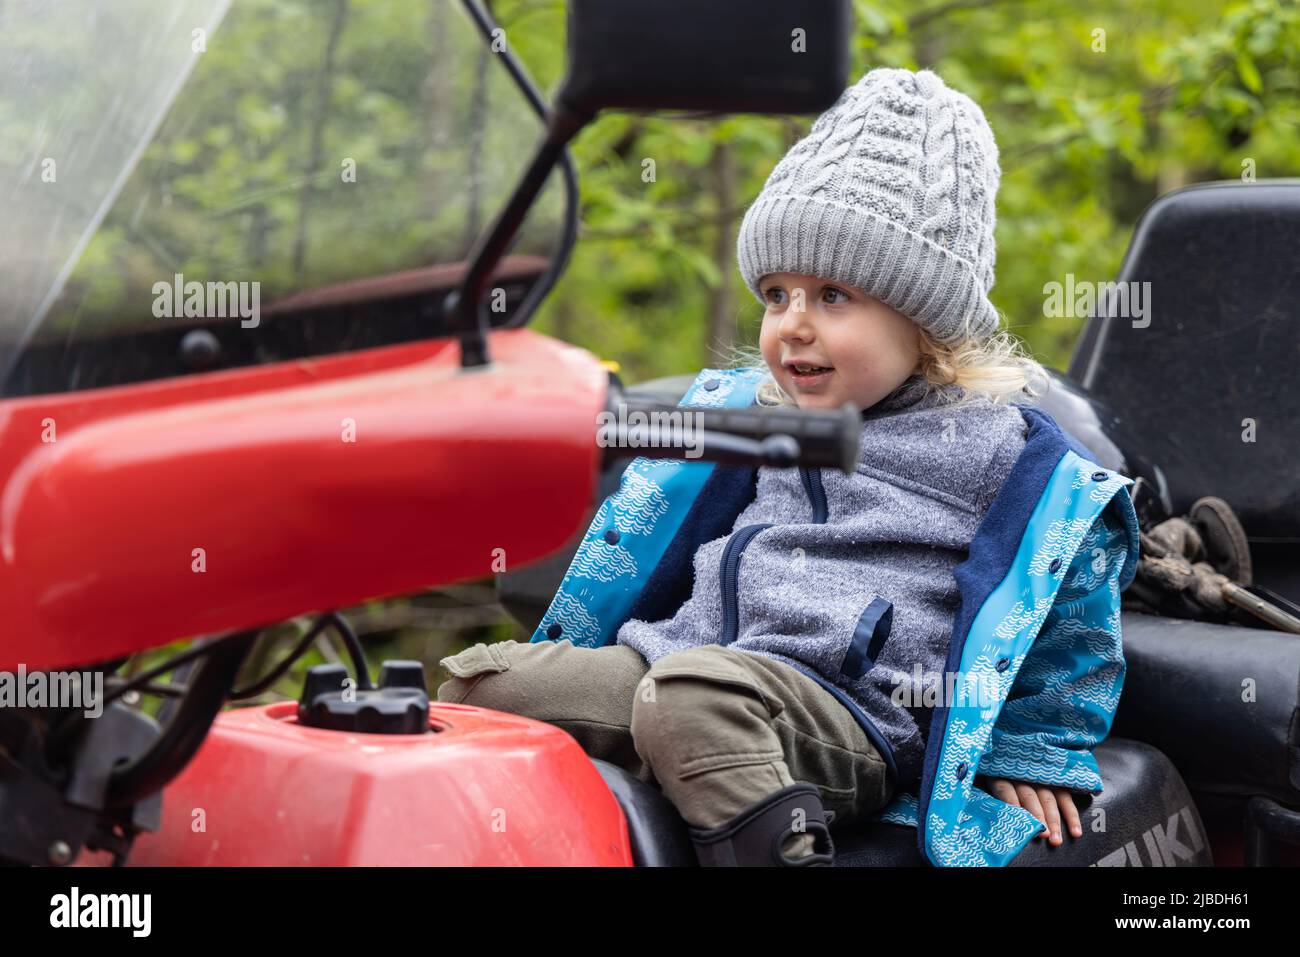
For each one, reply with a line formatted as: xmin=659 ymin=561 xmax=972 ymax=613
xmin=610 ymin=399 xmax=861 ymax=473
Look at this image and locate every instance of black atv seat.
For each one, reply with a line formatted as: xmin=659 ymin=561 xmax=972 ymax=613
xmin=1068 ymin=179 xmax=1300 ymax=599
xmin=593 ymin=735 xmax=1213 ymax=866
xmin=1113 ymin=610 xmax=1300 ymax=807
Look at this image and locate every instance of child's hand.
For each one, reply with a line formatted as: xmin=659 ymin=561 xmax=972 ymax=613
xmin=978 ymin=776 xmax=1083 ymax=846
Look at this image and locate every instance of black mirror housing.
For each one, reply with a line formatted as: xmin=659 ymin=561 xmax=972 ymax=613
xmin=557 ymin=0 xmax=853 ymax=118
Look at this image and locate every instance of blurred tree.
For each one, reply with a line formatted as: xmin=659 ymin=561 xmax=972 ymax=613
xmin=489 ymin=0 xmax=1300 ymax=378
xmin=18 ymin=0 xmax=1294 ymax=375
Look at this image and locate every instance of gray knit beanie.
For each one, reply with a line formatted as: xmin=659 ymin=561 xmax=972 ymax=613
xmin=737 ymin=67 xmax=1002 ymax=345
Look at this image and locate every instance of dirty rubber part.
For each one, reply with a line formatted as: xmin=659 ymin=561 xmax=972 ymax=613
xmin=1189 ymin=496 xmax=1253 ymax=586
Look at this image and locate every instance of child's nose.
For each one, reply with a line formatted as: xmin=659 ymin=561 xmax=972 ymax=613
xmin=777 ymin=305 xmax=814 ymax=341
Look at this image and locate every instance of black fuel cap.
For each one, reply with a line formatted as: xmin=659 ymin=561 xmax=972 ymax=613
xmin=298 ymin=661 xmax=430 ymax=735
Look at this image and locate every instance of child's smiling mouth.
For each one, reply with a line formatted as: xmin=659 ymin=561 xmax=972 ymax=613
xmin=784 ymin=361 xmax=835 ymax=389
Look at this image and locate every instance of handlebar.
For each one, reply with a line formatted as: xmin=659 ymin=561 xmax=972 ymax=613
xmin=599 ymin=395 xmax=862 ymax=473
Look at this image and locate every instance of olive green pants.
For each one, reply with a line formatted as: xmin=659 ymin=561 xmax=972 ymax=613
xmin=434 ymin=639 xmax=891 ymax=833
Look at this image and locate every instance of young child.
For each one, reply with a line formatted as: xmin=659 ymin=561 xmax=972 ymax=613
xmin=438 ymin=67 xmax=1096 ymax=865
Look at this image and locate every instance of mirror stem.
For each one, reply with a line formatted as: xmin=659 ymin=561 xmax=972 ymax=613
xmin=450 ymin=106 xmax=591 ymax=369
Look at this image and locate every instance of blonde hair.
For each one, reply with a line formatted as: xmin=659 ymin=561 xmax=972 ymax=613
xmin=726 ymin=319 xmax=1051 ymax=410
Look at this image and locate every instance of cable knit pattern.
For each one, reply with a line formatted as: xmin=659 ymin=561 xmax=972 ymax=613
xmin=737 ymin=68 xmax=1003 ymax=344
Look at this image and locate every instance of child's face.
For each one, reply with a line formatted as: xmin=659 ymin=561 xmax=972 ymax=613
xmin=757 ymin=272 xmax=922 ymax=412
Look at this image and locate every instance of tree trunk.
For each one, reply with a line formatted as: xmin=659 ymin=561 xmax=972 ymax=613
xmin=706 ymin=140 xmax=737 ymax=364
xmin=424 ymin=0 xmax=452 ymax=257
xmin=462 ymin=44 xmax=490 ymax=254
xmin=291 ymin=0 xmax=349 ymax=277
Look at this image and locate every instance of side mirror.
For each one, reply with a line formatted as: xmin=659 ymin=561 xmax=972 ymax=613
xmin=450 ymin=0 xmax=854 ymax=369
xmin=557 ymin=0 xmax=853 ymax=117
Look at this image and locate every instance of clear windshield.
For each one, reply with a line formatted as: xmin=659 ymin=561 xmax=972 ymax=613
xmin=0 ymin=0 xmax=564 ymax=393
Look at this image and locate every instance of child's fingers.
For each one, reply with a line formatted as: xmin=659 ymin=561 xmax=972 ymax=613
xmin=1057 ymin=789 xmax=1083 ymax=838
xmin=1013 ymin=783 xmax=1048 ymax=839
xmin=984 ymin=777 xmax=1020 ymax=806
xmin=978 ymin=780 xmax=1084 ymax=845
xmin=1035 ymin=786 xmax=1062 ymax=844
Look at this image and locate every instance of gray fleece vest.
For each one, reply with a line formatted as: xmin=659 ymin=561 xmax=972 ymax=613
xmin=615 ymin=375 xmax=1031 ymax=791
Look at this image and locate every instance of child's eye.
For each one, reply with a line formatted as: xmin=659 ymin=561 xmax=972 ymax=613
xmin=763 ymin=287 xmax=788 ymax=306
xmin=822 ymin=286 xmax=850 ymax=304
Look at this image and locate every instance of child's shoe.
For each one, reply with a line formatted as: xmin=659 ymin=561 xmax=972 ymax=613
xmin=687 ymin=782 xmax=835 ymax=867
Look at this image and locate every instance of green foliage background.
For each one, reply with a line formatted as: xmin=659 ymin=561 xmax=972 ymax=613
xmin=14 ymin=0 xmax=1298 ymax=374
xmin=499 ymin=0 xmax=1300 ymax=378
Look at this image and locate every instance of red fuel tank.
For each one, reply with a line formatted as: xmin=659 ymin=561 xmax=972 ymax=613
xmin=123 ymin=702 xmax=634 ymax=866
